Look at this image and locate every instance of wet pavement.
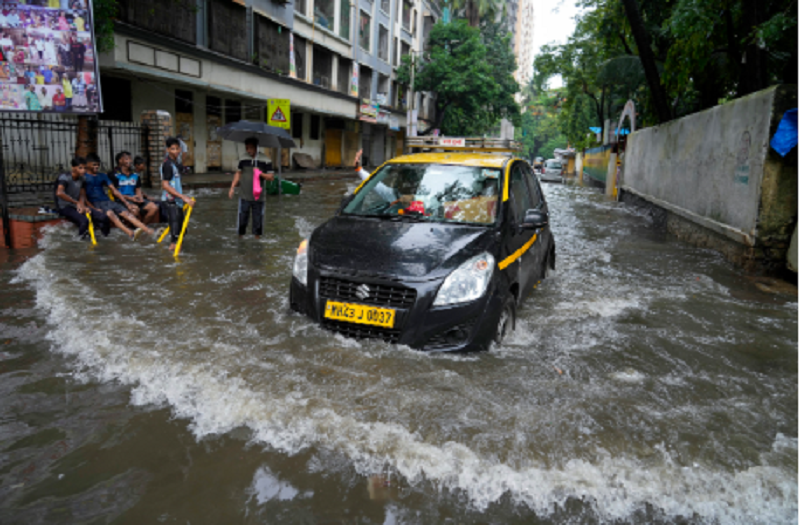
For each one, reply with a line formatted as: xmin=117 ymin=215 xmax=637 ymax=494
xmin=0 ymin=178 xmax=796 ymax=524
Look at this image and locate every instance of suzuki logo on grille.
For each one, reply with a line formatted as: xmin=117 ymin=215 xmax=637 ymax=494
xmin=355 ymin=284 xmax=371 ymax=300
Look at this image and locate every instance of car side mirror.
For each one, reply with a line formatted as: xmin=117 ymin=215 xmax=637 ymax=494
xmin=522 ymin=209 xmax=548 ymax=229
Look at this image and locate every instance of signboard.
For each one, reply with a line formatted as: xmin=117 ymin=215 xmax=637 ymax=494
xmin=0 ymin=0 xmax=102 ymax=113
xmin=267 ymin=99 xmax=290 ymax=129
xmin=359 ymin=98 xmax=377 ymax=123
xmin=439 ymin=138 xmax=465 ymax=147
xmin=388 ymin=116 xmax=399 ymax=131
xmin=350 ymin=62 xmax=359 ymax=98
xmin=377 ymin=110 xmax=389 ymax=125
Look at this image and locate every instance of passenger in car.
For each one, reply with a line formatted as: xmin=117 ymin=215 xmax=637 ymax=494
xmin=354 ymin=149 xmax=395 ymax=202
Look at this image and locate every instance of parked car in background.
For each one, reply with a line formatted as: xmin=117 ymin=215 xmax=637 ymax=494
xmin=533 ymin=157 xmax=544 ymax=172
xmin=540 ymin=159 xmax=564 ymax=183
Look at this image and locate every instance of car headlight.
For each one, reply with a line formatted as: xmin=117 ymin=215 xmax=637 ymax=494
xmin=433 ymin=252 xmax=495 ymax=306
xmin=293 ymin=239 xmax=309 ymax=286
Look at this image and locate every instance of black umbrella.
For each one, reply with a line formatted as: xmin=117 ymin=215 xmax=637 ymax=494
xmin=216 ymin=120 xmax=297 ymax=196
xmin=216 ymin=120 xmax=296 ymax=148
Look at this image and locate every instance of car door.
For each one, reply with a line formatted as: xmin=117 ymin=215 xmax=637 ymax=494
xmin=522 ymin=163 xmax=550 ymax=282
xmin=502 ymin=161 xmax=538 ymax=300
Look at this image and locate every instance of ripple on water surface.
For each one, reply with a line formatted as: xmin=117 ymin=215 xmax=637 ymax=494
xmin=14 ymin=182 xmax=798 ymax=523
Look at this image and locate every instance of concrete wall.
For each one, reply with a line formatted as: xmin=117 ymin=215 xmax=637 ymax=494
xmin=622 ymin=85 xmax=798 ymax=273
xmin=583 ymin=145 xmax=612 ymax=185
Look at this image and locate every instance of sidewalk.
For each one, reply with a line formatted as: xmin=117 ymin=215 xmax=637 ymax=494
xmin=178 ymin=168 xmax=358 ymax=189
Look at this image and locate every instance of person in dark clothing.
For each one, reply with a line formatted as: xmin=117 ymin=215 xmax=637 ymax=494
xmin=228 ymin=137 xmax=274 ymax=239
xmin=70 ymin=37 xmax=84 ymax=72
xmin=160 ymin=137 xmax=195 ymax=251
xmin=54 ymin=156 xmax=110 ymax=239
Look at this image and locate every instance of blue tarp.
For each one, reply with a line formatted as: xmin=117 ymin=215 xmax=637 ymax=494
xmin=770 ymin=109 xmax=798 ymax=157
xmin=589 ymin=127 xmax=602 ymax=134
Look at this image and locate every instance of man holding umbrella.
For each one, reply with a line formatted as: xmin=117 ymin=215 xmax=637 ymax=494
xmin=229 ymin=137 xmax=274 ymax=239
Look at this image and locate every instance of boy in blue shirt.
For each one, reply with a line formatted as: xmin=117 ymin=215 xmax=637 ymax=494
xmin=112 ymin=151 xmax=160 ymax=224
xmin=160 ymin=137 xmax=195 ymax=251
xmin=83 ymin=153 xmax=155 ymax=240
xmin=54 ymin=156 xmax=111 ymax=240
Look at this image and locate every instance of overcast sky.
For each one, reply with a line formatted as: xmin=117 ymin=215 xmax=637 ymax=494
xmin=531 ymin=1 xmax=583 ymax=88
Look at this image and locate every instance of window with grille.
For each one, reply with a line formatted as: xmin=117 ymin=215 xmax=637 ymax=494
xmin=294 ymin=34 xmax=307 ymax=80
xmin=359 ymin=65 xmax=372 ymax=100
xmin=208 ymin=0 xmax=248 ymax=61
xmin=254 ymin=15 xmax=291 ymax=75
xmin=359 ymin=11 xmax=371 ymax=51
xmin=339 ymin=0 xmax=350 ymax=39
xmin=377 ymin=74 xmax=389 ymax=104
xmin=402 ymin=0 xmax=411 ymax=30
xmin=314 ymin=0 xmax=335 ymax=31
xmin=295 ymin=0 xmax=306 ymax=16
xmin=338 ymin=57 xmax=352 ymax=95
xmin=380 ymin=0 xmax=389 ymax=14
xmin=312 ymin=45 xmax=332 ymax=89
xmin=378 ymin=25 xmax=388 ymax=61
xmin=116 ymin=0 xmax=196 ymax=44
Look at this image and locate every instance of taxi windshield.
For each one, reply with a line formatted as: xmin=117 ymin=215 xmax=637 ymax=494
xmin=344 ymin=163 xmax=501 ymax=225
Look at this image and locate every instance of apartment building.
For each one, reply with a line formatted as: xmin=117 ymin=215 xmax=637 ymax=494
xmin=514 ymin=0 xmax=534 ymax=95
xmin=98 ymin=0 xmax=440 ymax=171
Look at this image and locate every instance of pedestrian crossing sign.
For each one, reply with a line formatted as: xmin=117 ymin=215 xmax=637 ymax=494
xmin=267 ymin=99 xmax=291 ymax=129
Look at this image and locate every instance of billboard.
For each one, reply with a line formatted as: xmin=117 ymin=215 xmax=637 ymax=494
xmin=0 ymin=0 xmax=102 ymax=113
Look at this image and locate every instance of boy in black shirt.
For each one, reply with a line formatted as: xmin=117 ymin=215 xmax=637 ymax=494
xmin=54 ymin=156 xmax=110 ymax=239
xmin=228 ymin=137 xmax=274 ymax=239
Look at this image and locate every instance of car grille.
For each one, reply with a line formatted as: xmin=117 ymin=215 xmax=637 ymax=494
xmin=321 ymin=319 xmax=401 ymax=344
xmin=318 ymin=277 xmax=416 ymax=309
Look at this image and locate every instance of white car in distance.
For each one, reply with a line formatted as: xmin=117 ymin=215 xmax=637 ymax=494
xmin=540 ymin=159 xmax=564 ymax=183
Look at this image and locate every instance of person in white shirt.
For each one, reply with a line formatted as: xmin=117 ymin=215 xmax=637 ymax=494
xmin=353 ymin=149 xmax=396 ymax=202
xmin=38 ymin=86 xmax=52 ymax=110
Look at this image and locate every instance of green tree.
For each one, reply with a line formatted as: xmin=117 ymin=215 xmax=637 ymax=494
xmin=398 ymin=20 xmax=520 ymax=136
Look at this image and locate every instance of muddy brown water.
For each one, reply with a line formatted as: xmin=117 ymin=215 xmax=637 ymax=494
xmin=0 ymin=179 xmax=796 ymax=524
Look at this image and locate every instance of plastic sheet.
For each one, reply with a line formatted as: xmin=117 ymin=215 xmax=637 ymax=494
xmin=770 ymin=108 xmax=798 ymax=157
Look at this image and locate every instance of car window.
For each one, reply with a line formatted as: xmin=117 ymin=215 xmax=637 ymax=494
xmin=344 ymin=163 xmax=500 ymax=225
xmin=546 ymin=161 xmax=562 ymax=169
xmin=523 ymin=164 xmax=542 ymax=207
xmin=509 ymin=162 xmax=534 ymax=222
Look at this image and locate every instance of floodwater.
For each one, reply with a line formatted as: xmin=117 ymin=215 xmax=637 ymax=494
xmin=0 ymin=179 xmax=796 ymax=524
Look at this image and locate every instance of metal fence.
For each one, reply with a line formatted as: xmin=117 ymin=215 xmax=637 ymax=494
xmin=0 ymin=113 xmax=148 ymax=208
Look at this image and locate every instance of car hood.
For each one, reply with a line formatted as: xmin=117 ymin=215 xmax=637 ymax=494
xmin=310 ymin=216 xmax=496 ymax=281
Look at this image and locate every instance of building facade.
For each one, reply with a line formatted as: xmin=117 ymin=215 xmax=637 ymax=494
xmin=513 ymin=0 xmax=534 ymax=94
xmin=98 ymin=0 xmax=440 ymax=172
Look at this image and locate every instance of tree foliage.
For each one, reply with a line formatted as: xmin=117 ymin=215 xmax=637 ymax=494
xmin=532 ymin=0 xmax=797 ymax=144
xmin=398 ymin=20 xmax=520 ymax=136
xmin=92 ymin=0 xmax=118 ymax=53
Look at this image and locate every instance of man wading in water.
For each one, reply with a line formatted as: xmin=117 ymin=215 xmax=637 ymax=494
xmin=160 ymin=137 xmax=196 ymax=251
xmin=228 ymin=137 xmax=274 ymax=239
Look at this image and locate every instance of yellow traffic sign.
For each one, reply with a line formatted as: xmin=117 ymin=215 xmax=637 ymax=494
xmin=268 ymin=99 xmax=291 ymax=129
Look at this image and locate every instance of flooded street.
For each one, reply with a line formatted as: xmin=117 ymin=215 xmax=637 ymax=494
xmin=0 ymin=178 xmax=796 ymax=524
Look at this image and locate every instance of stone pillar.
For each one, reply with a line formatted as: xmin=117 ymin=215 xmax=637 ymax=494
xmin=140 ymin=110 xmax=173 ymax=188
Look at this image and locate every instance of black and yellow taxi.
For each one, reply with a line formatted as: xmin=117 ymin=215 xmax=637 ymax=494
xmin=290 ymin=138 xmax=555 ymax=351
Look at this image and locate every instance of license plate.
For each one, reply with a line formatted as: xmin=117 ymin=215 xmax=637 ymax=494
xmin=324 ymin=300 xmax=396 ymax=329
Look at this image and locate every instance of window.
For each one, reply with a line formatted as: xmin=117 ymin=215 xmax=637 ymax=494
xmin=295 ymin=0 xmax=306 ymax=16
xmin=524 ymin=165 xmax=542 ymax=207
xmin=339 ymin=0 xmax=350 ymax=39
xmin=380 ymin=0 xmax=389 ymax=14
xmin=244 ymin=104 xmax=262 ymax=121
xmin=411 ymin=10 xmax=417 ymax=37
xmin=310 ymin=115 xmax=321 ymax=140
xmin=116 ymin=0 xmax=196 ymax=44
xmin=294 ymin=34 xmax=307 ymax=81
xmin=225 ymin=100 xmax=242 ymax=124
xmin=377 ymin=74 xmax=389 ymax=104
xmin=175 ymin=89 xmax=193 ymax=114
xmin=402 ymin=0 xmax=412 ymax=30
xmin=359 ymin=12 xmax=371 ymax=51
xmin=292 ymin=113 xmax=304 ymax=139
xmin=401 ymin=41 xmax=410 ymax=62
xmin=393 ymin=37 xmax=399 ymax=66
xmin=207 ymin=96 xmax=222 ymax=117
xmin=314 ymin=0 xmax=335 ymax=31
xmin=378 ymin=25 xmax=389 ymax=61
xmin=338 ymin=57 xmax=352 ymax=95
xmin=313 ymin=45 xmax=332 ymax=89
xmin=208 ymin=0 xmax=248 ymax=61
xmin=359 ymin=65 xmax=372 ymax=100
xmin=509 ymin=163 xmax=534 ymax=221
xmin=254 ymin=15 xmax=291 ymax=75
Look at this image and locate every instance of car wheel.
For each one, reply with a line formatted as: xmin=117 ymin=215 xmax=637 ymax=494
xmin=494 ymin=294 xmax=516 ymax=345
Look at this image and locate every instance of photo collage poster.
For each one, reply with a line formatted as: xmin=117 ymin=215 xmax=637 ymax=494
xmin=0 ymin=0 xmax=102 ymax=113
